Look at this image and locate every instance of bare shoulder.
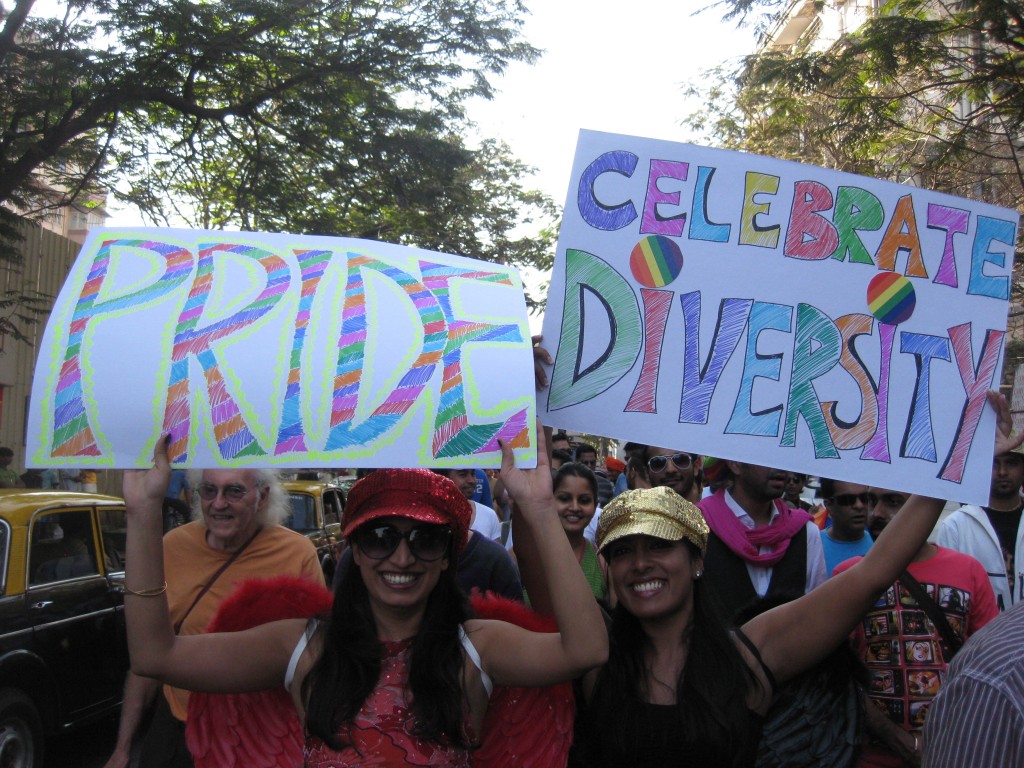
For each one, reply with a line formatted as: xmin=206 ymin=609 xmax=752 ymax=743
xmin=285 ymin=618 xmax=325 ymax=710
xmin=461 ymin=618 xmax=523 ymax=657
xmin=462 ymin=617 xmax=500 ymax=642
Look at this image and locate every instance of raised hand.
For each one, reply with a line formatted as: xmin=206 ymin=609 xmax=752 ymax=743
xmin=123 ymin=434 xmax=173 ymax=514
xmin=990 ymin=390 xmax=1024 ymax=456
xmin=499 ymin=419 xmax=553 ymax=511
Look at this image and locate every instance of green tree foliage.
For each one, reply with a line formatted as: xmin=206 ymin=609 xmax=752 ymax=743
xmin=1 ymin=0 xmax=556 ymax=284
xmin=690 ymin=0 xmax=1024 ymax=313
xmin=124 ymin=115 xmax=558 ymax=288
xmin=692 ymin=0 xmax=1024 ymax=217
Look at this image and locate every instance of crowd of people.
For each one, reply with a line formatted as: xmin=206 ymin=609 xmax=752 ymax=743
xmin=0 ymin=446 xmax=99 ymax=491
xmin=8 ymin=371 xmax=1020 ymax=766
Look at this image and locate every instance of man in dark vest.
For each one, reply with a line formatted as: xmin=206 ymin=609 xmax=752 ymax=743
xmin=697 ymin=460 xmax=827 ymax=622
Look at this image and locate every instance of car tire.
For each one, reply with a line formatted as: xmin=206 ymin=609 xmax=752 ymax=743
xmin=0 ymin=688 xmax=43 ymax=768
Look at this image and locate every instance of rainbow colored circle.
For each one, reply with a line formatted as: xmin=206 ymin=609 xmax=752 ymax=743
xmin=630 ymin=235 xmax=684 ymax=288
xmin=867 ymin=272 xmax=916 ymax=325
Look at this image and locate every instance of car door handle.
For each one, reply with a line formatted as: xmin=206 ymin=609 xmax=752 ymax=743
xmin=30 ymin=600 xmax=53 ymax=610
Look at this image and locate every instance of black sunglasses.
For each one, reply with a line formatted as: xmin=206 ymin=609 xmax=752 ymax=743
xmin=647 ymin=453 xmax=693 ymax=474
xmin=352 ymin=523 xmax=452 ymax=562
xmin=830 ymin=492 xmax=878 ymax=508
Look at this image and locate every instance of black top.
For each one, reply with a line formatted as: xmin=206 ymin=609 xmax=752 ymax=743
xmin=571 ymin=628 xmax=770 ymax=768
xmin=984 ymin=505 xmax=1023 ymax=568
xmin=457 ymin=531 xmax=524 ymax=601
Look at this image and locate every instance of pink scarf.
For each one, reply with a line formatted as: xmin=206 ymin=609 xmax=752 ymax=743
xmin=698 ymin=490 xmax=812 ymax=567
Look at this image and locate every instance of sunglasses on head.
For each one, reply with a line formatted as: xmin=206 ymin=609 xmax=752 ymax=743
xmin=647 ymin=453 xmax=693 ymax=474
xmin=830 ymin=492 xmax=878 ymax=508
xmin=352 ymin=523 xmax=452 ymax=562
xmin=197 ymin=483 xmax=250 ymax=502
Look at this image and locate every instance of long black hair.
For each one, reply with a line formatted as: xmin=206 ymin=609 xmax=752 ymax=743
xmin=586 ymin=541 xmax=765 ymax=766
xmin=302 ymin=535 xmax=472 ymax=751
xmin=553 ymin=462 xmax=599 ymax=498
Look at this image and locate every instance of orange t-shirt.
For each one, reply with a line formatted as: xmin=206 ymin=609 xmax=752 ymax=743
xmin=162 ymin=522 xmax=325 ymax=720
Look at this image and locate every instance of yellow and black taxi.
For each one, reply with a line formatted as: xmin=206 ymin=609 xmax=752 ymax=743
xmin=280 ymin=480 xmax=345 ymax=583
xmin=0 ymin=490 xmax=129 ymax=766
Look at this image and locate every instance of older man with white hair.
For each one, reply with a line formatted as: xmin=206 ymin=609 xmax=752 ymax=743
xmin=104 ymin=467 xmax=324 ymax=768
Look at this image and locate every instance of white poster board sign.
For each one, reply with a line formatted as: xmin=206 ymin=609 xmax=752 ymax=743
xmin=541 ymin=131 xmax=1018 ymax=505
xmin=28 ymin=228 xmax=536 ymax=469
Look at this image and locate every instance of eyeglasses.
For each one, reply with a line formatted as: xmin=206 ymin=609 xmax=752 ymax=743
xmin=830 ymin=492 xmax=878 ymax=508
xmin=197 ymin=483 xmax=250 ymax=502
xmin=352 ymin=523 xmax=452 ymax=562
xmin=647 ymin=453 xmax=693 ymax=474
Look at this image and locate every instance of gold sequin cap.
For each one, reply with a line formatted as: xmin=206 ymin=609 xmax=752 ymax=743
xmin=596 ymin=486 xmax=709 ymax=555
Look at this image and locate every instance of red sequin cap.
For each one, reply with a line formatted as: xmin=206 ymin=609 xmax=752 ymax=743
xmin=342 ymin=469 xmax=472 ymax=556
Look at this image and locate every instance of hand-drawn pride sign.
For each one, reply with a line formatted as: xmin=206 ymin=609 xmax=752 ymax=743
xmin=28 ymin=229 xmax=536 ymax=468
xmin=541 ymin=131 xmax=1020 ymax=505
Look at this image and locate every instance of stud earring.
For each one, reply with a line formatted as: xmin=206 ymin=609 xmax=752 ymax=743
xmin=695 ymin=569 xmax=703 ymax=579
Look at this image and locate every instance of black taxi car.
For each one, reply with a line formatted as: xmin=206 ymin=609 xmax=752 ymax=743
xmin=280 ymin=480 xmax=345 ymax=583
xmin=0 ymin=490 xmax=129 ymax=766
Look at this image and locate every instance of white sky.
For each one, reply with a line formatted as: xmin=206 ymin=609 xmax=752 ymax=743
xmin=459 ymin=1 xmax=759 ymax=329
xmin=466 ymin=1 xmax=758 ymax=206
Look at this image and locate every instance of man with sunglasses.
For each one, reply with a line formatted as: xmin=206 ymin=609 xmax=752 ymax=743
xmin=819 ymin=478 xmax=877 ymax=575
xmin=643 ymin=445 xmax=700 ymax=502
xmin=104 ymin=468 xmax=323 ymax=768
xmin=697 ymin=460 xmax=827 ymax=623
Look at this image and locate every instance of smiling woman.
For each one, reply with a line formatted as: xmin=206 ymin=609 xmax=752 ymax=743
xmin=120 ymin=428 xmax=608 ymax=766
xmin=516 ymin=391 xmax=1024 ymax=768
xmin=551 ymin=462 xmax=605 ymax=601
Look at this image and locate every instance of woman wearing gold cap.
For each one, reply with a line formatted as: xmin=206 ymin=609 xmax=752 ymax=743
xmin=531 ymin=394 xmax=1022 ymax=768
xmin=118 ymin=430 xmax=607 ymax=766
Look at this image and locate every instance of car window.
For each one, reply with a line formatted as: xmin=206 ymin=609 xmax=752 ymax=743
xmin=0 ymin=519 xmax=9 ymax=596
xmin=97 ymin=506 xmax=128 ymax=572
xmin=323 ymin=492 xmax=340 ymax=525
xmin=286 ymin=494 xmax=316 ymax=533
xmin=29 ymin=510 xmax=100 ymax=585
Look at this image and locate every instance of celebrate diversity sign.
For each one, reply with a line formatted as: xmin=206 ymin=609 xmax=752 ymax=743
xmin=27 ymin=230 xmax=536 ymax=468
xmin=541 ymin=130 xmax=1020 ymax=504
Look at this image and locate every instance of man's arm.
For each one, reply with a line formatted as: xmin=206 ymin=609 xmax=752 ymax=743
xmin=102 ymin=672 xmax=160 ymax=768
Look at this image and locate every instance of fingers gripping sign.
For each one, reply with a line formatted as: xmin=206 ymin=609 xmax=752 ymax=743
xmin=499 ymin=419 xmax=553 ymax=512
xmin=124 ymin=434 xmax=173 ymax=517
xmin=990 ymin=390 xmax=1024 ymax=456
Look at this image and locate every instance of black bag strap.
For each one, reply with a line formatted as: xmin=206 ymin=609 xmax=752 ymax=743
xmin=173 ymin=527 xmax=261 ymax=634
xmin=899 ymin=570 xmax=963 ymax=658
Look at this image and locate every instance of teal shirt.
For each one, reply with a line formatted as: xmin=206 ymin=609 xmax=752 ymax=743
xmin=821 ymin=530 xmax=874 ymax=576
